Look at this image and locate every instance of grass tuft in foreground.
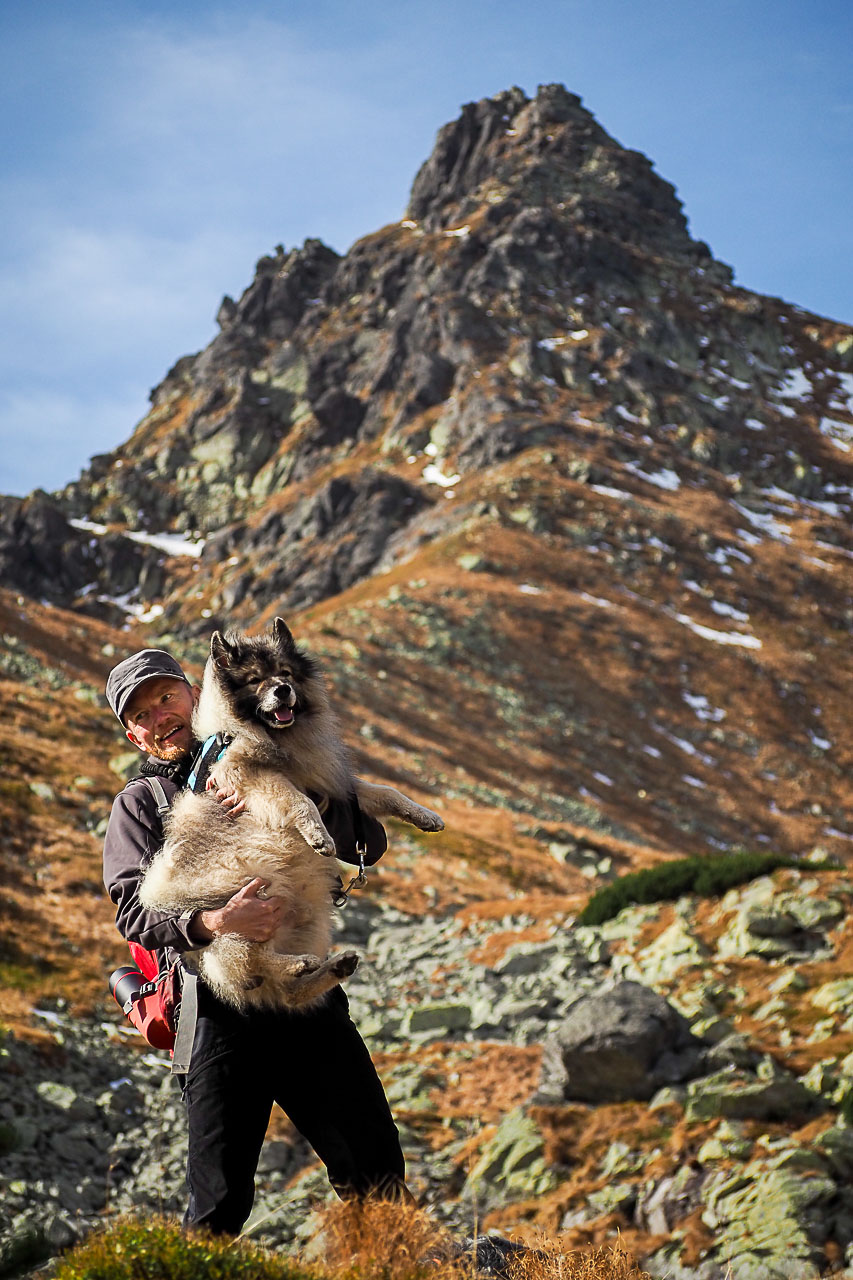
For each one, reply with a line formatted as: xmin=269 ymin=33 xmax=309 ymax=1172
xmin=49 ymin=1207 xmax=651 ymax=1280
xmin=49 ymin=1216 xmax=309 ymax=1280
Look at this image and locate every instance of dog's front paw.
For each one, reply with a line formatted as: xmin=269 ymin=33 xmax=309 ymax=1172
xmin=409 ymin=806 xmax=445 ymax=833
xmin=330 ymin=950 xmax=359 ymax=980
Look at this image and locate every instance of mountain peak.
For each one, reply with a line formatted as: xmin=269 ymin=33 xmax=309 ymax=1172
xmin=407 ymin=83 xmax=691 ymax=254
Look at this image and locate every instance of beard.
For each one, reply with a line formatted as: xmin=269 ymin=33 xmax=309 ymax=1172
xmin=151 ymin=741 xmax=187 ymax=762
xmin=150 ymin=726 xmax=192 ymax=761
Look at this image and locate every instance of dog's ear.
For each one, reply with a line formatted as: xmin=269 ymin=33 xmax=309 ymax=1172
xmin=210 ymin=631 xmax=235 ymax=668
xmin=272 ymin=617 xmax=295 ymax=650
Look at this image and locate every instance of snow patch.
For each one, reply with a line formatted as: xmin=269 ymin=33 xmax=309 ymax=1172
xmin=624 ymin=463 xmax=681 ymax=491
xmin=538 ymin=330 xmax=589 ymax=349
xmin=762 ymin=486 xmax=847 ymax=518
xmin=819 ymin=418 xmax=853 ymax=451
xmin=709 ymin=600 xmax=749 ymax=624
xmin=422 ymin=464 xmax=461 ymax=488
xmin=683 ymin=692 xmax=726 ymax=722
xmin=732 ymin=502 xmax=792 ymax=544
xmin=672 ymin=611 xmax=762 ymax=649
xmin=69 ymin=518 xmax=205 ymax=558
xmin=579 ymin=591 xmax=615 ymax=609
xmin=778 ymin=368 xmax=812 ymax=400
xmin=591 ymin=484 xmax=629 ymax=501
xmin=126 ymin=530 xmax=205 ymax=557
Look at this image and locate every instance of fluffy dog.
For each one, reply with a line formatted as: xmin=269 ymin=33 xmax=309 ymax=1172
xmin=140 ymin=618 xmax=444 ymax=1011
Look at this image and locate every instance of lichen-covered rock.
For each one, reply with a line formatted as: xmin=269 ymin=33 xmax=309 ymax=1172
xmin=716 ymin=886 xmax=843 ymax=961
xmin=685 ymin=1066 xmax=822 ymax=1123
xmin=617 ymin=917 xmax=710 ymax=985
xmin=702 ymin=1150 xmax=836 ymax=1274
xmin=462 ymin=1107 xmax=557 ymax=1206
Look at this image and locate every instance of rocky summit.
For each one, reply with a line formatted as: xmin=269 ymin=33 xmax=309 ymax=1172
xmin=1 ymin=84 xmax=852 ymax=1279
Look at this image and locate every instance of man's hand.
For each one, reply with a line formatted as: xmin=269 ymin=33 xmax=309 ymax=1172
xmin=197 ymin=878 xmax=282 ymax=942
xmin=206 ymin=772 xmax=246 ymax=815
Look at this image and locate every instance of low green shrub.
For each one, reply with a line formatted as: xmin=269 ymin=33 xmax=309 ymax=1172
xmin=577 ymin=850 xmax=837 ymax=927
xmin=52 ymin=1218 xmax=313 ymax=1280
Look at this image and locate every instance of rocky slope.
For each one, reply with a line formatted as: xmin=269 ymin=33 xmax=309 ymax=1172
xmin=1 ymin=83 xmax=852 ymax=1279
xmin=6 ymin=864 xmax=853 ymax=1279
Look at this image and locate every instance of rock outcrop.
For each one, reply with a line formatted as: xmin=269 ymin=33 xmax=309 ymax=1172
xmin=537 ymin=980 xmax=707 ymax=1103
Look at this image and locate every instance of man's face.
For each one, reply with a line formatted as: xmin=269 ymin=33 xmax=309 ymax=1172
xmin=124 ymin=677 xmax=199 ymax=761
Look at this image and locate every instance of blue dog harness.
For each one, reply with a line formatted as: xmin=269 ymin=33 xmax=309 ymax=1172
xmin=187 ymin=733 xmax=232 ymax=793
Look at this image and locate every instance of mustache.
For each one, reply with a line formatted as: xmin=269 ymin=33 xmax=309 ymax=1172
xmin=154 ymin=723 xmax=186 ymax=744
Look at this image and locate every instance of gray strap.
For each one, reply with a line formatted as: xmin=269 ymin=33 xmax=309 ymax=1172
xmin=141 ymin=775 xmax=196 ymax=1071
xmin=144 ymin=777 xmax=171 ymax=817
xmin=171 ymin=970 xmax=198 ymax=1074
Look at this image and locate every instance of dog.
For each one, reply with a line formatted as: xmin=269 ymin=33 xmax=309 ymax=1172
xmin=139 ymin=618 xmax=444 ymax=1012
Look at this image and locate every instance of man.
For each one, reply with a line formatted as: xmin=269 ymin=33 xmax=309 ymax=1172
xmin=103 ymin=648 xmax=409 ymax=1235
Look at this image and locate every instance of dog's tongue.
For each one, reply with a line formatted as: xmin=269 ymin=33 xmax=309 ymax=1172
xmin=274 ymin=708 xmax=294 ymax=724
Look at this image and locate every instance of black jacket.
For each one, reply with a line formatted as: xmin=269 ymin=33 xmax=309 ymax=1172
xmin=103 ymin=763 xmax=387 ymax=971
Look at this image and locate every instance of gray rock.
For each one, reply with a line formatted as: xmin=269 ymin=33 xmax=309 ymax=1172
xmin=405 ymin=1002 xmax=472 ymax=1035
xmin=537 ymin=980 xmax=707 ymax=1103
xmin=449 ymin=1233 xmax=549 ymax=1277
xmin=685 ymin=1069 xmax=823 ymax=1123
xmin=463 ymin=1108 xmax=557 ymax=1206
xmin=635 ymin=1164 xmax=708 ymax=1235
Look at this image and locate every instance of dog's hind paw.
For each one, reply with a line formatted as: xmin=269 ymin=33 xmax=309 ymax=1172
xmin=330 ymin=950 xmax=359 ymax=980
xmin=410 ymin=806 xmax=445 ymax=832
xmin=312 ymin=828 xmax=337 ymax=857
xmin=297 ymin=818 xmax=336 ymax=857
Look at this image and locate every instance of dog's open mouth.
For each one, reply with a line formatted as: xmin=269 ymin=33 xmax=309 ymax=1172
xmin=263 ymin=707 xmax=295 ymax=729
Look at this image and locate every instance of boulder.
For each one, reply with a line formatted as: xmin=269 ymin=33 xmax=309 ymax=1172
xmin=536 ymin=981 xmax=707 ymax=1103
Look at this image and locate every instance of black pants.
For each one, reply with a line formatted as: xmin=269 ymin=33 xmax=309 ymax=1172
xmin=180 ymin=984 xmax=408 ymax=1235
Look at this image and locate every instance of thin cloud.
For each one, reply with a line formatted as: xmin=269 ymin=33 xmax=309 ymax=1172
xmin=0 ymin=386 xmax=146 ymax=496
xmin=0 ymin=14 xmax=426 ymax=494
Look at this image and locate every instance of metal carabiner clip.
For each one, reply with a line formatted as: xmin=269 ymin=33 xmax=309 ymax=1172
xmin=333 ymin=846 xmax=367 ymax=908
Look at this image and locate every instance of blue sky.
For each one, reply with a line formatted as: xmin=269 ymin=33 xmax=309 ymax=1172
xmin=1 ymin=0 xmax=851 ymax=498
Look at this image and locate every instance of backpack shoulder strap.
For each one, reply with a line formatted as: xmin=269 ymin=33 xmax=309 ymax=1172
xmin=348 ymin=791 xmax=367 ymax=853
xmin=144 ymin=776 xmax=171 ymax=817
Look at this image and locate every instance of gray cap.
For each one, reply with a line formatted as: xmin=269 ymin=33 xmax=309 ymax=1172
xmin=106 ymin=649 xmax=190 ymax=724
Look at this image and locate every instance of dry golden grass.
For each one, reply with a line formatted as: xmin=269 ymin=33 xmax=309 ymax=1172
xmin=316 ymin=1199 xmax=651 ymax=1280
xmin=52 ymin=1208 xmax=652 ymax=1280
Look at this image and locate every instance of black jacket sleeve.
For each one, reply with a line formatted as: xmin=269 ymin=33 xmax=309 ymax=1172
xmin=315 ymin=794 xmax=387 ymax=866
xmin=102 ymin=779 xmax=202 ymax=955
